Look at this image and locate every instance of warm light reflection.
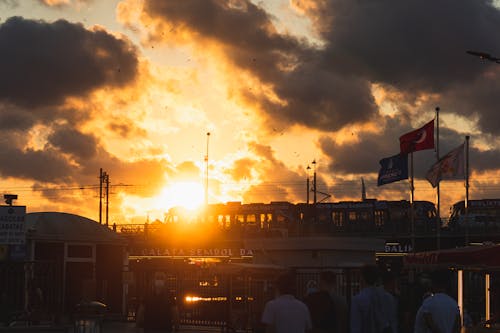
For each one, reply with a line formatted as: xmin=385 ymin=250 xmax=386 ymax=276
xmin=156 ymin=181 xmax=205 ymax=211
xmin=184 ymin=295 xmax=227 ymax=303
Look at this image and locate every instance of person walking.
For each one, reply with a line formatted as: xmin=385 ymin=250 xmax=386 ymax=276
xmin=304 ymin=271 xmax=344 ymax=333
xmin=378 ymin=271 xmax=399 ymax=333
xmin=261 ymin=271 xmax=312 ymax=333
xmin=350 ymin=265 xmax=392 ymax=333
xmin=414 ymin=270 xmax=460 ymax=333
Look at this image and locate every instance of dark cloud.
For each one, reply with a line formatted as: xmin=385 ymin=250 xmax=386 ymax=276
xmin=0 ymin=16 xmax=138 ymax=107
xmin=319 ymin=115 xmax=499 ymax=180
xmin=441 ymin=69 xmax=500 ymax=135
xmin=143 ymin=0 xmax=500 ymax=137
xmin=299 ymin=0 xmax=500 ymax=135
xmin=142 ymin=0 xmax=377 ymax=131
xmin=470 ymin=146 xmax=500 ymax=173
xmin=0 ymin=143 xmax=74 ymax=182
xmin=319 ymin=116 xmax=415 ymax=174
xmin=0 ymin=16 xmax=143 ymax=196
xmin=136 ymin=0 xmax=500 ymax=208
xmin=48 ymin=125 xmax=98 ymax=161
xmin=0 ymin=104 xmax=35 ymax=131
xmin=304 ymin=0 xmax=500 ymax=91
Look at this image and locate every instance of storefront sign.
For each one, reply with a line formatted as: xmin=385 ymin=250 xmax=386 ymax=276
xmin=385 ymin=242 xmax=412 ymax=253
xmin=129 ymin=247 xmax=254 ymax=258
xmin=0 ymin=206 xmax=26 ymax=245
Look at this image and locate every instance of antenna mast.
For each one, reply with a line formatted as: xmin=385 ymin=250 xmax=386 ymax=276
xmin=205 ymin=132 xmax=210 ymax=213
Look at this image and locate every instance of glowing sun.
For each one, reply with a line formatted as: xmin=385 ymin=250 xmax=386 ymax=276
xmin=157 ymin=181 xmax=205 ymax=211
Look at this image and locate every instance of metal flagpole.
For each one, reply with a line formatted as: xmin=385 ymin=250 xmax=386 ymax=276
xmin=436 ymin=107 xmax=441 ymax=249
xmin=410 ymin=152 xmax=415 ymax=252
xmin=465 ymin=135 xmax=470 ymax=246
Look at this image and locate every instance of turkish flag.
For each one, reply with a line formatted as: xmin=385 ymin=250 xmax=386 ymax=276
xmin=399 ymin=119 xmax=435 ymax=154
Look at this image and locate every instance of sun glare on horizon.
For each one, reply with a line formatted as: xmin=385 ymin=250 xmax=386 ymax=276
xmin=157 ymin=181 xmax=205 ymax=211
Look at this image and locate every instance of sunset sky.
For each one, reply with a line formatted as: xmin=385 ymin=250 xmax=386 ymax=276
xmin=1 ymin=0 xmax=499 ymax=224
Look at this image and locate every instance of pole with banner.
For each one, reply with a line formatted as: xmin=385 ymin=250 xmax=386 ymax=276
xmin=410 ymin=152 xmax=415 ymax=252
xmin=399 ymin=119 xmax=435 ymax=252
xmin=435 ymin=107 xmax=441 ymax=249
xmin=465 ymin=135 xmax=470 ymax=246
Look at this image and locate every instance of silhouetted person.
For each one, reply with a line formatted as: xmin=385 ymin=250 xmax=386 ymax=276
xmin=350 ymin=265 xmax=392 ymax=333
xmin=304 ymin=271 xmax=344 ymax=333
xmin=262 ymin=271 xmax=312 ymax=333
xmin=378 ymin=271 xmax=399 ymax=333
xmin=414 ymin=270 xmax=460 ymax=333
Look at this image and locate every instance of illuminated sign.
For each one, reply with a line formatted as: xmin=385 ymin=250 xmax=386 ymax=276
xmin=385 ymin=242 xmax=412 ymax=253
xmin=0 ymin=206 xmax=26 ymax=245
xmin=469 ymin=200 xmax=500 ymax=207
xmin=129 ymin=247 xmax=254 ymax=258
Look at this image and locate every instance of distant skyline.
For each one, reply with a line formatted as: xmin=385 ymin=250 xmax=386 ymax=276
xmin=0 ymin=0 xmax=499 ymax=223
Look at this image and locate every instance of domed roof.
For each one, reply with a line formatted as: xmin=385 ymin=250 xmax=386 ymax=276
xmin=26 ymin=212 xmax=125 ymax=244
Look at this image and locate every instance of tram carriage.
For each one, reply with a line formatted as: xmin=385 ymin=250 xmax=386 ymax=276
xmin=447 ymin=199 xmax=500 ymax=232
xmin=195 ymin=199 xmax=438 ymax=237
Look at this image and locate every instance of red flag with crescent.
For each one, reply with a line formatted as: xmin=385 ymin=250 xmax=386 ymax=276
xmin=399 ymin=119 xmax=435 ymax=154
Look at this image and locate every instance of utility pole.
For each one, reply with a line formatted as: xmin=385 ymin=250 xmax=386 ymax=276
xmin=99 ymin=168 xmax=103 ymax=225
xmin=105 ymin=172 xmax=110 ymax=227
xmin=99 ymin=168 xmax=110 ymax=226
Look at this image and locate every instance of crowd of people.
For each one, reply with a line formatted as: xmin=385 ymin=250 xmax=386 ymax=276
xmin=134 ymin=265 xmax=497 ymax=333
xmin=261 ymin=266 xmax=462 ymax=333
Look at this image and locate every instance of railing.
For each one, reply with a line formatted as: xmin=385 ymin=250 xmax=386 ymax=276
xmin=108 ymin=220 xmax=500 ymax=240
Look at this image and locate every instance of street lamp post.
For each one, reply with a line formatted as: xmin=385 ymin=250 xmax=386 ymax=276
xmin=312 ymin=160 xmax=317 ymax=205
xmin=306 ymin=165 xmax=311 ymax=204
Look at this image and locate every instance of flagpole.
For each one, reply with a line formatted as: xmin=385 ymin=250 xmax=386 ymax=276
xmin=465 ymin=135 xmax=470 ymax=246
xmin=436 ymin=107 xmax=441 ymax=250
xmin=410 ymin=152 xmax=415 ymax=252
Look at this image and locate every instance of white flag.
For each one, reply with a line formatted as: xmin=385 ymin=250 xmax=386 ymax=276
xmin=425 ymin=143 xmax=465 ymax=188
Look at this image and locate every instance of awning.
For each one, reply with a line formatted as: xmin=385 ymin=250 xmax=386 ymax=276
xmin=404 ymin=244 xmax=500 ymax=270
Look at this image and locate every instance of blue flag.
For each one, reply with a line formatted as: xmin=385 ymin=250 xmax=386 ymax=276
xmin=377 ymin=153 xmax=408 ymax=186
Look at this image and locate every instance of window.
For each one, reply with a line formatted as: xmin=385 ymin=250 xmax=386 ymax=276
xmin=246 ymin=214 xmax=256 ymax=223
xmin=359 ymin=211 xmax=370 ymax=222
xmin=374 ymin=210 xmax=385 ymax=227
xmin=67 ymin=245 xmax=92 ymax=258
xmin=348 ymin=211 xmax=357 ymax=222
xmin=332 ymin=211 xmax=344 ymax=227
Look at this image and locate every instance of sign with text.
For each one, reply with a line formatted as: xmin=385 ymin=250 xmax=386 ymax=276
xmin=129 ymin=247 xmax=254 ymax=258
xmin=385 ymin=242 xmax=412 ymax=253
xmin=0 ymin=206 xmax=26 ymax=245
